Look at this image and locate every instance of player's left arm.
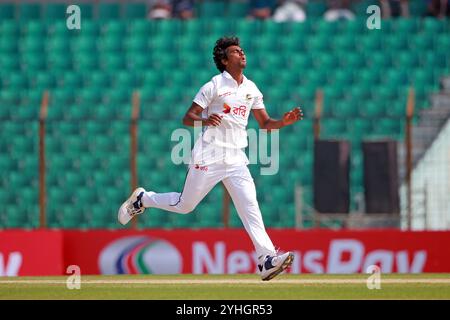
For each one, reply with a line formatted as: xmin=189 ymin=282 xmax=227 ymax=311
xmin=252 ymin=107 xmax=303 ymax=131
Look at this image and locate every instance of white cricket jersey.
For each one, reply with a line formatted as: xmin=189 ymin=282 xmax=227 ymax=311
xmin=192 ymin=71 xmax=265 ymax=165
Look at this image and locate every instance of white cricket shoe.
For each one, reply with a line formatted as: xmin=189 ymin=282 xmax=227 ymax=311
xmin=118 ymin=187 xmax=146 ymax=225
xmin=259 ymin=252 xmax=294 ymax=281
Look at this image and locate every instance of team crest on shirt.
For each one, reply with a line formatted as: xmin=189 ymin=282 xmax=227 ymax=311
xmin=245 ymin=94 xmax=252 ymax=100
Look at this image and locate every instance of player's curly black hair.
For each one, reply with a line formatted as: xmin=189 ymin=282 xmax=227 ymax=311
xmin=213 ymin=36 xmax=240 ymax=73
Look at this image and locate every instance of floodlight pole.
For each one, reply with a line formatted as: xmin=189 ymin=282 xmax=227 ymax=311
xmin=130 ymin=91 xmax=140 ymax=230
xmin=39 ymin=91 xmax=49 ymax=229
xmin=405 ymin=87 xmax=415 ymax=230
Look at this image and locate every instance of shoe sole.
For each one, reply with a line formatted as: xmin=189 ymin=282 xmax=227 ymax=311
xmin=261 ymin=252 xmax=294 ymax=281
xmin=118 ymin=188 xmax=145 ymax=225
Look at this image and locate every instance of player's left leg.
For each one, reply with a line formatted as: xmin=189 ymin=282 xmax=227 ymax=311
xmin=222 ymin=165 xmax=294 ymax=281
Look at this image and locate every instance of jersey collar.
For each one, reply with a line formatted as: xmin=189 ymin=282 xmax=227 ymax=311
xmin=222 ymin=70 xmax=247 ymax=86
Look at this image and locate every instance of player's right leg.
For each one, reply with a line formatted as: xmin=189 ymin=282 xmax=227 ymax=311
xmin=118 ymin=164 xmax=223 ymax=225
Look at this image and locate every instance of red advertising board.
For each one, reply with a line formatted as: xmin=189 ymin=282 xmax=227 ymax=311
xmin=1 ymin=229 xmax=450 ymax=276
xmin=63 ymin=229 xmax=450 ymax=275
xmin=0 ymin=230 xmax=64 ymax=276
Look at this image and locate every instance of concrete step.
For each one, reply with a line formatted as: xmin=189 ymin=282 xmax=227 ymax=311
xmin=430 ymin=93 xmax=450 ymax=108
xmin=441 ymin=77 xmax=450 ymax=92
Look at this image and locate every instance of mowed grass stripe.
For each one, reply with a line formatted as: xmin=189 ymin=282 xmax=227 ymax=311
xmin=1 ymin=275 xmax=449 ymax=299
xmin=1 ymin=279 xmax=450 ymax=285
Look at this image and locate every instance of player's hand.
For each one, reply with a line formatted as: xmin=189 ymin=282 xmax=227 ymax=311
xmin=205 ymin=113 xmax=222 ymax=126
xmin=282 ymin=107 xmax=303 ymax=126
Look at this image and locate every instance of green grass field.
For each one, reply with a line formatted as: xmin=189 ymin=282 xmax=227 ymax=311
xmin=0 ymin=274 xmax=449 ymax=300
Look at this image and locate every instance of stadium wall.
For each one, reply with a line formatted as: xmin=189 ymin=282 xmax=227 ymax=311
xmin=400 ymin=119 xmax=450 ymax=230
xmin=1 ymin=229 xmax=450 ymax=276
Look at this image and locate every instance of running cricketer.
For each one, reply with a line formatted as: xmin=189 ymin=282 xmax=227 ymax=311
xmin=119 ymin=36 xmax=303 ymax=281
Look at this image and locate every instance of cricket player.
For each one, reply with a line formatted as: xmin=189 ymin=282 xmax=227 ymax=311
xmin=119 ymin=36 xmax=303 ymax=281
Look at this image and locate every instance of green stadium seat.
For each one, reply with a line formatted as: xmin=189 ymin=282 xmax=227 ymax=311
xmin=315 ymin=19 xmax=340 ymax=35
xmin=47 ymin=52 xmax=73 ymax=71
xmin=378 ymin=84 xmax=400 ymax=101
xmin=321 ymin=118 xmax=345 ymax=137
xmin=411 ymin=33 xmax=434 ymax=51
xmin=394 ymin=18 xmax=418 ymax=33
xmin=84 ymin=71 xmax=110 ymax=88
xmin=4 ymin=74 xmax=28 ymax=89
xmin=358 ymin=31 xmax=383 ymax=52
xmin=74 ymin=55 xmax=99 ymax=71
xmin=125 ymin=35 xmax=148 ymax=53
xmin=155 ymin=19 xmax=182 ymax=35
xmin=19 ymin=3 xmax=42 ymax=20
xmin=44 ymin=3 xmax=66 ymax=20
xmin=129 ymin=20 xmax=151 ymax=36
xmin=307 ymin=1 xmax=327 ymax=17
xmin=60 ymin=72 xmax=82 ymax=88
xmin=22 ymin=53 xmax=46 ymax=71
xmin=11 ymin=104 xmax=38 ymax=121
xmin=101 ymin=55 xmax=126 ymax=71
xmin=333 ymin=34 xmax=356 ymax=51
xmin=306 ymin=34 xmax=331 ymax=52
xmin=314 ymin=53 xmax=338 ymax=71
xmin=72 ymin=35 xmax=97 ymax=52
xmin=348 ymin=118 xmax=372 ymax=136
xmin=124 ymin=3 xmax=147 ymax=19
xmin=98 ymin=3 xmax=121 ymax=20
xmin=227 ymin=1 xmax=249 ymax=18
xmin=61 ymin=207 xmax=84 ymax=228
xmin=386 ymin=100 xmax=406 ymax=117
xmin=332 ymin=100 xmax=359 ymax=118
xmin=1 ymin=55 xmax=20 ymax=71
xmin=368 ymin=51 xmax=391 ymax=69
xmin=1 ymin=20 xmax=20 ymax=35
xmin=99 ymin=36 xmax=123 ymax=53
xmin=395 ymin=51 xmax=419 ymax=69
xmin=22 ymin=36 xmax=46 ymax=53
xmin=362 ymin=100 xmax=385 ymax=118
xmin=48 ymin=154 xmax=73 ymax=172
xmin=340 ymin=52 xmax=365 ymax=69
xmin=422 ymin=17 xmax=446 ymax=33
xmin=0 ymin=3 xmax=15 ymax=20
xmin=305 ymin=69 xmax=328 ymax=90
xmin=199 ymin=0 xmax=227 ymax=18
xmin=331 ymin=68 xmax=354 ymax=84
xmin=390 ymin=30 xmax=411 ymax=49
xmin=5 ymin=208 xmax=27 ymax=228
xmin=373 ymin=118 xmax=403 ymax=137
xmin=102 ymin=20 xmax=127 ymax=36
xmin=0 ymin=35 xmax=18 ymax=54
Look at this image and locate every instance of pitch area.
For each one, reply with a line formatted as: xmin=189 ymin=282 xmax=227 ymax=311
xmin=0 ymin=274 xmax=449 ymax=300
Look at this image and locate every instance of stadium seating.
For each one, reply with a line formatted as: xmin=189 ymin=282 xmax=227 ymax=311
xmin=0 ymin=1 xmax=449 ymax=229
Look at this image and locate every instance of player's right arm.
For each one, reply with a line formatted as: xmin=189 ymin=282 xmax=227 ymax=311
xmin=182 ymin=102 xmax=222 ymax=127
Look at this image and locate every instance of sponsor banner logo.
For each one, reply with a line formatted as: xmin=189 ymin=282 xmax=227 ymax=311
xmin=99 ymin=236 xmax=183 ymax=275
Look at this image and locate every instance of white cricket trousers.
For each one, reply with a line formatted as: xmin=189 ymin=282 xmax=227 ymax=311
xmin=141 ymin=164 xmax=276 ymax=258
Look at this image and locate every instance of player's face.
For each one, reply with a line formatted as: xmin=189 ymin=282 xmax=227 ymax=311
xmin=225 ymin=45 xmax=246 ymax=69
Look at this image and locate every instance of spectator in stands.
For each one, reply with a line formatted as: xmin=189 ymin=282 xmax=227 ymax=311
xmin=379 ymin=0 xmax=410 ymax=18
xmin=324 ymin=0 xmax=355 ymax=21
xmin=248 ymin=0 xmax=276 ymax=19
xmin=273 ymin=0 xmax=308 ymax=22
xmin=172 ymin=0 xmax=195 ymax=19
xmin=425 ymin=0 xmax=450 ymax=18
xmin=148 ymin=0 xmax=172 ymax=19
